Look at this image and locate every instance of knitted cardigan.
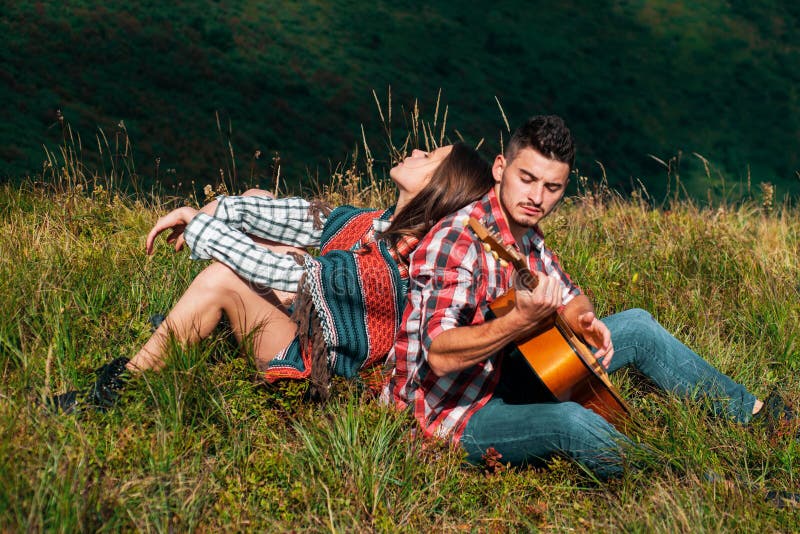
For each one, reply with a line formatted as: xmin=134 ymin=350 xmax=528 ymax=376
xmin=263 ymin=205 xmax=408 ymax=396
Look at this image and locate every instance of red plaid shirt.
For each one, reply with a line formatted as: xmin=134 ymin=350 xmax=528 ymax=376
xmin=382 ymin=188 xmax=581 ymax=441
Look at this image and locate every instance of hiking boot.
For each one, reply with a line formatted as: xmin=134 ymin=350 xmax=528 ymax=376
xmin=751 ymin=390 xmax=798 ymax=439
xmin=149 ymin=313 xmax=166 ymax=333
xmin=47 ymin=357 xmax=130 ymax=414
xmin=87 ymin=357 xmax=130 ymax=410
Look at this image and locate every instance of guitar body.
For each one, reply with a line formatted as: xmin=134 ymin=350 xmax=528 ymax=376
xmin=490 ymin=289 xmax=630 ymax=428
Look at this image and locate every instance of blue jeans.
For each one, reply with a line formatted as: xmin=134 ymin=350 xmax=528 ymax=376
xmin=460 ymin=308 xmax=757 ymax=479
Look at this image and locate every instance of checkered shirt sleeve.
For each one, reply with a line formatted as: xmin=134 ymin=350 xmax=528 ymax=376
xmin=212 ymin=195 xmax=325 ymax=248
xmin=183 ymin=196 xmax=324 ymax=293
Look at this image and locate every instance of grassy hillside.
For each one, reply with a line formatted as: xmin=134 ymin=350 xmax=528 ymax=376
xmin=2 ymin=1 xmax=800 ymax=200
xmin=0 ymin=166 xmax=798 ymax=530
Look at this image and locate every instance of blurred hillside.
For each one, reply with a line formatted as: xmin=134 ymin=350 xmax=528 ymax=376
xmin=1 ymin=0 xmax=799 ymax=199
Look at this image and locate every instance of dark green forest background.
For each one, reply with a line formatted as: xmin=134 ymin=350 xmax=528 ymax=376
xmin=2 ymin=0 xmax=799 ymax=200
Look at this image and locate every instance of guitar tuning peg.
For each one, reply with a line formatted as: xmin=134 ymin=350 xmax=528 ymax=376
xmin=492 ymin=250 xmax=499 ymax=261
xmin=483 ymin=243 xmax=492 ymax=253
xmin=499 ymin=259 xmax=508 ymax=268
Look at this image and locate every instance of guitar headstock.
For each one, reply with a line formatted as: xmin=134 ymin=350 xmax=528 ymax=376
xmin=466 ymin=217 xmax=538 ymax=290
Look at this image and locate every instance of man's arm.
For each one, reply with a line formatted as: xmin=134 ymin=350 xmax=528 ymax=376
xmin=427 ymin=271 xmax=566 ymax=376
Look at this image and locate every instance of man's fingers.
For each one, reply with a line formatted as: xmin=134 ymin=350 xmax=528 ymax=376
xmin=600 ymin=348 xmax=615 ymax=369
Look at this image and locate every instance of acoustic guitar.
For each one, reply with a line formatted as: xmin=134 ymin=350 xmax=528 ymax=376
xmin=468 ymin=217 xmax=630 ymax=428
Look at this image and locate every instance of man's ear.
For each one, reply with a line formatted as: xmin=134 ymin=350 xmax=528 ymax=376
xmin=492 ymin=155 xmax=505 ymax=183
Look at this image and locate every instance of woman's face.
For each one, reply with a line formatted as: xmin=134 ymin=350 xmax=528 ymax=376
xmin=390 ymin=145 xmax=453 ymax=198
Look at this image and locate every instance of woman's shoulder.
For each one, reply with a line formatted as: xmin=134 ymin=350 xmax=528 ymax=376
xmin=320 ymin=205 xmax=384 ymax=246
xmin=327 ymin=204 xmax=383 ymax=220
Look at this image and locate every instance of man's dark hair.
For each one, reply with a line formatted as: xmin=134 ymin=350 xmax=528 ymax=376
xmin=505 ymin=115 xmax=575 ymax=169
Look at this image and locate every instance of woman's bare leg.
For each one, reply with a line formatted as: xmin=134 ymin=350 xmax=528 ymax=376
xmin=128 ymin=262 xmax=298 ymax=372
xmin=131 ymin=188 xmax=305 ymax=370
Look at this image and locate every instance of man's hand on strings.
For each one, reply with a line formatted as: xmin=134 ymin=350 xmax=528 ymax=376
xmin=577 ymin=311 xmax=614 ymax=368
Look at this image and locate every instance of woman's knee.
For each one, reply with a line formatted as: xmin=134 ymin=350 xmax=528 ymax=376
xmin=242 ymin=188 xmax=274 ymax=198
xmin=192 ymin=262 xmax=247 ymax=296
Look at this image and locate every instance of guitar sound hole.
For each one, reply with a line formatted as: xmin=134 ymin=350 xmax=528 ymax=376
xmin=497 ymin=349 xmax=558 ymax=405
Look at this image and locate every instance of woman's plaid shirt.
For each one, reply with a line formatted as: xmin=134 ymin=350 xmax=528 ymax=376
xmin=382 ymin=188 xmax=581 ymax=442
xmin=183 ymin=195 xmax=401 ymax=293
xmin=183 ymin=195 xmax=325 ymax=293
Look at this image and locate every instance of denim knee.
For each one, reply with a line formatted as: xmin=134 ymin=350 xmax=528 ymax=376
xmin=619 ymin=308 xmax=655 ymax=329
xmin=556 ymin=402 xmax=619 ymax=442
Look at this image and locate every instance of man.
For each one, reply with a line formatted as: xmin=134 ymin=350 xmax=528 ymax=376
xmin=383 ymin=115 xmax=794 ymax=479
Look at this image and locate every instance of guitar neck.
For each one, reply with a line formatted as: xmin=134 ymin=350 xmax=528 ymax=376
xmin=467 ymin=217 xmax=538 ymax=291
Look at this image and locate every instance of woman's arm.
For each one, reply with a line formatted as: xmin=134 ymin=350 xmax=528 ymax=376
xmin=146 ymin=204 xmax=307 ymax=293
xmin=182 ymin=214 xmax=307 ymax=293
xmin=213 ymin=194 xmax=326 ymax=248
xmin=170 ymin=189 xmax=275 ymax=251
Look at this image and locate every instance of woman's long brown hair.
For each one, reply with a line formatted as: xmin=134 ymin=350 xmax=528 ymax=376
xmin=381 ymin=142 xmax=493 ymax=246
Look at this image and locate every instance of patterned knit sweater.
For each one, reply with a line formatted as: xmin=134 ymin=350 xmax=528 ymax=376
xmin=263 ymin=206 xmax=409 ymax=389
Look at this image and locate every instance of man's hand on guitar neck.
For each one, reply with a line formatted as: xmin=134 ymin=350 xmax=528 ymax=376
xmin=562 ymin=295 xmax=614 ymax=368
xmin=513 ymin=271 xmax=564 ymax=324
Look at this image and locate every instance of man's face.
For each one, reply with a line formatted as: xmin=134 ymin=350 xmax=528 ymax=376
xmin=493 ymin=147 xmax=570 ymax=238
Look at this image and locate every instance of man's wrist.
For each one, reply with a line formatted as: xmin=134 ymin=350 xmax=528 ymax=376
xmin=502 ymin=308 xmax=544 ymax=339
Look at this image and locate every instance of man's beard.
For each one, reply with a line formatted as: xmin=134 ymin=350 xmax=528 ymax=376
xmin=508 ymin=202 xmax=543 ymax=228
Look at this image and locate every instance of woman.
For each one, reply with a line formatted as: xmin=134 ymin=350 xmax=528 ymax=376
xmin=52 ymin=143 xmax=494 ymax=411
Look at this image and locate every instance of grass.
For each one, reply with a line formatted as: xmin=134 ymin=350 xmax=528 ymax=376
xmin=1 ymin=142 xmax=799 ymax=531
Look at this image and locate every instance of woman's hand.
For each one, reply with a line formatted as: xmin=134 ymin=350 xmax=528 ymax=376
xmin=168 ymin=201 xmax=217 ymax=252
xmin=145 ymin=206 xmax=199 ymax=255
xmin=169 ymin=189 xmax=276 ymax=251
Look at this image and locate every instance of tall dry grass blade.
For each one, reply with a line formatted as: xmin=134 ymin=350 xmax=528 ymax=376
xmin=433 ymin=88 xmax=441 ymax=129
xmin=272 ymin=152 xmax=282 ymax=197
xmin=495 ymin=96 xmax=510 ymax=133
xmin=371 ymin=89 xmax=386 ymax=126
xmin=361 ymin=124 xmax=375 ymax=183
xmin=439 ymin=104 xmax=448 ymax=146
